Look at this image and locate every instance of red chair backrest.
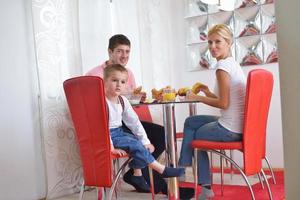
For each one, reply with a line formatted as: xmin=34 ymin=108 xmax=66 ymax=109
xmin=133 ymin=105 xmax=153 ymax=122
xmin=63 ymin=76 xmax=112 ymax=187
xmin=243 ymin=69 xmax=273 ymax=176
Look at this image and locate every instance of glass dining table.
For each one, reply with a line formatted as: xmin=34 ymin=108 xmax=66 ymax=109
xmin=132 ymin=100 xmax=198 ymax=200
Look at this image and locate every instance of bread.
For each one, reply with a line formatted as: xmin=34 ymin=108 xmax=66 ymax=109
xmin=133 ymin=86 xmax=142 ymax=94
xmin=191 ymin=82 xmax=202 ymax=94
xmin=151 ymin=86 xmax=173 ymax=100
xmin=151 ymin=88 xmax=163 ymax=99
xmin=177 ymin=87 xmax=191 ymax=96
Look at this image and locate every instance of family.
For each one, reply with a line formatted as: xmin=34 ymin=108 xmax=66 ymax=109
xmin=86 ymin=24 xmax=246 ymax=200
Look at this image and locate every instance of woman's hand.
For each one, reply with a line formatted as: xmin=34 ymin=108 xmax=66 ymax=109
xmin=144 ymin=144 xmax=155 ymax=153
xmin=198 ymin=84 xmax=209 ymax=94
xmin=197 ymin=84 xmax=217 ymax=98
xmin=185 ymin=91 xmax=200 ymax=101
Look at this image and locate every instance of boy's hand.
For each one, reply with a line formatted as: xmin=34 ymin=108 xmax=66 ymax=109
xmin=111 ymin=148 xmax=127 ymax=156
xmin=144 ymin=144 xmax=155 ymax=153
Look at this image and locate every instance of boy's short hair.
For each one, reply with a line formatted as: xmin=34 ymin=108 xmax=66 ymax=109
xmin=103 ymin=64 xmax=128 ymax=80
xmin=108 ymin=34 xmax=131 ymax=51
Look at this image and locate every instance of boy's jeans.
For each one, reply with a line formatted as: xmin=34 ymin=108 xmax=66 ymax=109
xmin=110 ymin=127 xmax=155 ymax=169
xmin=178 ymin=115 xmax=242 ymax=185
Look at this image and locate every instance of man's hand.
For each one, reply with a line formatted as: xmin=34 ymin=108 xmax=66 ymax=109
xmin=144 ymin=144 xmax=155 ymax=153
xmin=140 ymin=91 xmax=147 ymax=102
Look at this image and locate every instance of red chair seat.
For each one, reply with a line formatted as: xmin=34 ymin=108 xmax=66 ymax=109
xmin=191 ymin=140 xmax=243 ymax=150
xmin=176 ymin=132 xmax=184 ymax=139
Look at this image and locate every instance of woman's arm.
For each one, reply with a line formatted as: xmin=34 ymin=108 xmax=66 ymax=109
xmin=186 ymin=69 xmax=230 ymax=109
xmin=199 ymin=84 xmax=218 ymax=98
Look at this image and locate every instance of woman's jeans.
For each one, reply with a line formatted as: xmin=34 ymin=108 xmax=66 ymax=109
xmin=178 ymin=115 xmax=242 ymax=185
xmin=110 ymin=127 xmax=155 ymax=169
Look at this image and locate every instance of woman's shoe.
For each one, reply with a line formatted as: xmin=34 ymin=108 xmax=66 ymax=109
xmin=198 ymin=187 xmax=214 ymax=200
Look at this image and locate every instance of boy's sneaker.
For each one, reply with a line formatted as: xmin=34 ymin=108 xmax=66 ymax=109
xmin=161 ymin=167 xmax=185 ymax=178
xmin=123 ymin=173 xmax=150 ymax=193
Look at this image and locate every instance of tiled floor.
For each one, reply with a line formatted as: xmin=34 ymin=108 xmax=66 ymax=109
xmin=54 ymin=185 xmax=167 ymax=200
xmin=54 ymin=167 xmax=265 ymax=200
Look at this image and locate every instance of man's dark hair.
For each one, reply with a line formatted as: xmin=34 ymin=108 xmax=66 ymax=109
xmin=108 ymin=34 xmax=131 ymax=50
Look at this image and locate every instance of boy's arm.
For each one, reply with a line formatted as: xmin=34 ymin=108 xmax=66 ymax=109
xmin=121 ymin=96 xmax=151 ymax=145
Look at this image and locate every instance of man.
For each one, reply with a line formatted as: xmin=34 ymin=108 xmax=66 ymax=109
xmin=86 ymin=34 xmax=194 ymax=198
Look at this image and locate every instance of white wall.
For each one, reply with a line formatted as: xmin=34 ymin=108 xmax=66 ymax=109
xmin=0 ymin=1 xmax=46 ymax=199
xmin=275 ymin=0 xmax=300 ymax=198
xmin=170 ymin=0 xmax=284 ymax=168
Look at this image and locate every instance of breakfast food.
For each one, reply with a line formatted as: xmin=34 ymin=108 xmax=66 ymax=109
xmin=177 ymin=82 xmax=203 ymax=96
xmin=133 ymin=86 xmax=142 ymax=94
xmin=191 ymin=82 xmax=203 ymax=94
xmin=151 ymin=88 xmax=163 ymax=100
xmin=151 ymin=86 xmax=175 ymax=100
xmin=177 ymin=87 xmax=191 ymax=96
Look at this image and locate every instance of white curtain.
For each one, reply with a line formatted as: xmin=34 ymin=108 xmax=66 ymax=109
xmin=80 ymin=0 xmax=176 ymax=92
xmin=80 ymin=0 xmax=176 ymax=123
xmin=31 ymin=0 xmax=83 ymax=198
xmin=31 ymin=0 xmax=178 ymax=198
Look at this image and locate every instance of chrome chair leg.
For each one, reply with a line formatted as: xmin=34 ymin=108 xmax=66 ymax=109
xmin=103 ymin=188 xmax=107 ymax=200
xmin=220 ymin=150 xmax=224 ymax=196
xmin=258 ymin=173 xmax=265 ymax=189
xmin=211 ymin=150 xmax=256 ymax=200
xmin=230 ymin=150 xmax=234 ymax=180
xmin=79 ymin=180 xmax=85 ymax=200
xmin=108 ymin=158 xmax=132 ymax=200
xmin=149 ymin=167 xmax=155 ymax=200
xmin=112 ymin=160 xmax=119 ymax=199
xmin=261 ymin=169 xmax=273 ymax=200
xmin=97 ymin=187 xmax=103 ymax=200
xmin=209 ymin=151 xmax=213 ymax=183
xmin=264 ymin=156 xmax=276 ymax=184
xmin=194 ymin=149 xmax=199 ymax=200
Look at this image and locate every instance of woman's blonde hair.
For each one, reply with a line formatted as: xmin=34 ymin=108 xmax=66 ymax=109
xmin=208 ymin=24 xmax=233 ymax=45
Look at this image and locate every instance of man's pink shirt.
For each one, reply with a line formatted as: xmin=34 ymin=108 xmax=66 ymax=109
xmin=86 ymin=62 xmax=137 ymax=91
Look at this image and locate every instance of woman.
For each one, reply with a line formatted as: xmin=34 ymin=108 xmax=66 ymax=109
xmin=178 ymin=24 xmax=246 ymax=200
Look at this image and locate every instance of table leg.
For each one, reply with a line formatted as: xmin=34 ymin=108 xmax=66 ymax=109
xmin=189 ymin=102 xmax=197 ymax=116
xmin=163 ymin=103 xmax=179 ymax=200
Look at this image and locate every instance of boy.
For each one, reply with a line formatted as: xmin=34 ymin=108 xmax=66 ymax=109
xmin=103 ymin=64 xmax=185 ymax=192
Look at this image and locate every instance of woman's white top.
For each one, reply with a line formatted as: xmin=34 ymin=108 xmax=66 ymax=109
xmin=106 ymin=96 xmax=150 ymax=145
xmin=215 ymin=57 xmax=246 ymax=133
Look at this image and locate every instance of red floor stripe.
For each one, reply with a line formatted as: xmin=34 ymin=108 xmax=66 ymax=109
xmin=179 ymin=171 xmax=285 ymax=200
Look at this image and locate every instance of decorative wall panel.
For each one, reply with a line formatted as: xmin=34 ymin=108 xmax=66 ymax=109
xmin=185 ymin=0 xmax=277 ymax=71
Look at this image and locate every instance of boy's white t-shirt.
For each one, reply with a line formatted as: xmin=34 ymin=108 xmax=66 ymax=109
xmin=106 ymin=96 xmax=150 ymax=145
xmin=215 ymin=57 xmax=246 ymax=133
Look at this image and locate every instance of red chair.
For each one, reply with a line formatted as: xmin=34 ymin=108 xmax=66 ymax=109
xmin=63 ymin=76 xmax=154 ymax=200
xmin=191 ymin=69 xmax=274 ymax=200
